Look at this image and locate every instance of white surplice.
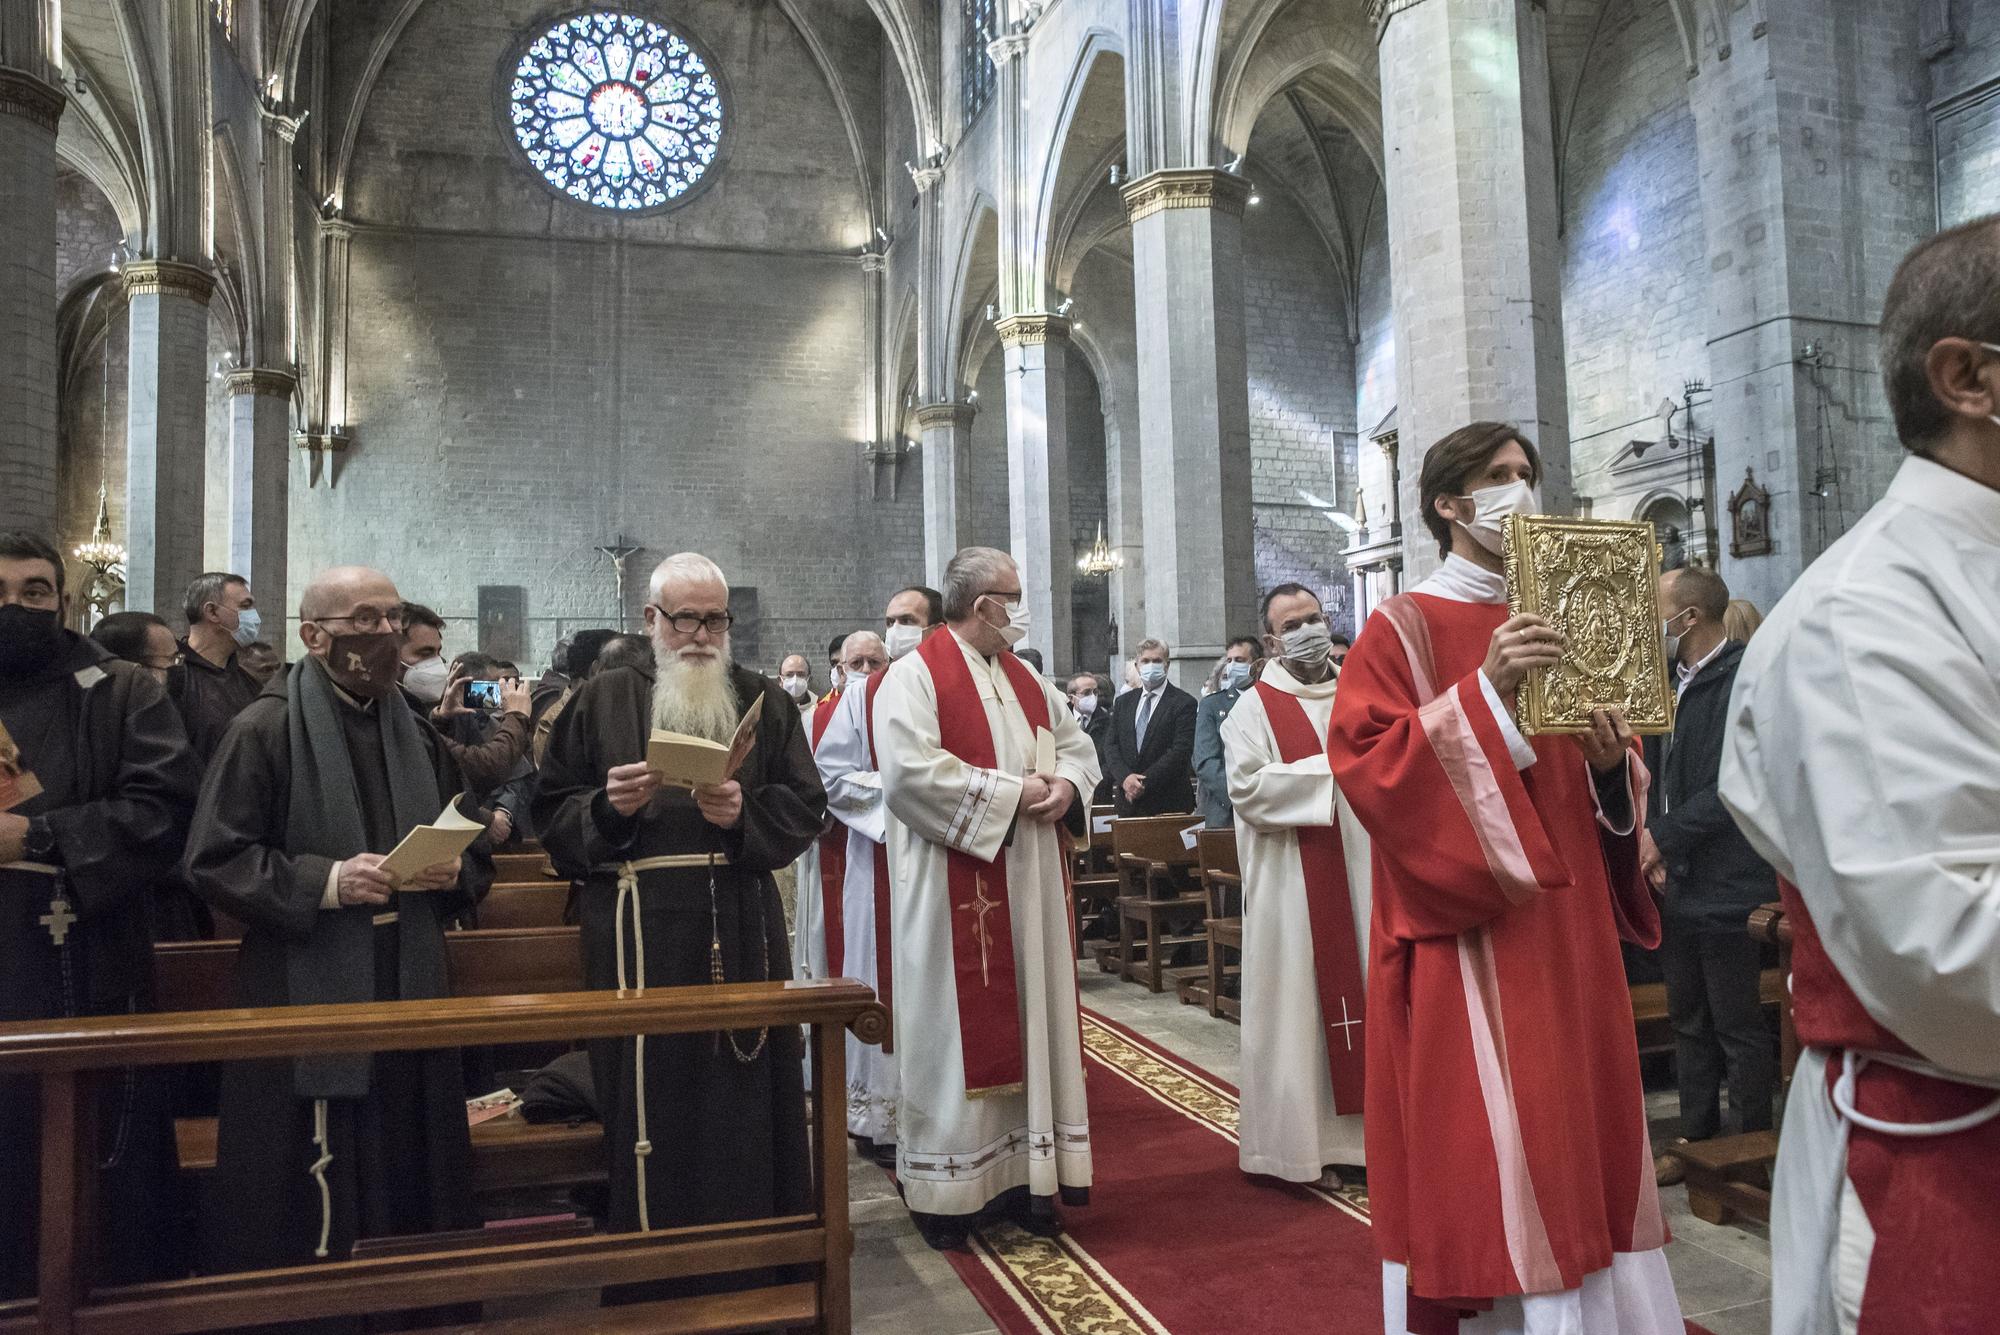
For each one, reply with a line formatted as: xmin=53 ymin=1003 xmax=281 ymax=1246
xmin=814 ymin=681 xmax=899 ymax=1145
xmin=792 ymin=701 xmax=834 ymax=982
xmin=1220 ymin=659 xmax=1373 ymax=1181
xmin=874 ymin=629 xmax=1102 ymax=1217
xmin=1721 ymin=455 xmax=2000 ymax=1335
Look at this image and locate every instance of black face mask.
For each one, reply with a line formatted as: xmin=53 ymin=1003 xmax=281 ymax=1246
xmin=0 ymin=605 xmax=62 ymax=677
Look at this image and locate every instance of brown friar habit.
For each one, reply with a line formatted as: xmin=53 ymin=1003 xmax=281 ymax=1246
xmin=182 ymin=658 xmax=492 ymax=1321
xmin=0 ymin=632 xmax=197 ymax=1299
xmin=533 ymin=660 xmax=825 ymax=1298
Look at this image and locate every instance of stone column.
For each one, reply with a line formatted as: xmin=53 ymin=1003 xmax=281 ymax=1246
xmin=1377 ymin=0 xmax=1570 ymax=577
xmin=224 ymin=368 xmax=295 ymax=607
xmin=996 ymin=314 xmax=1074 ymax=671
xmin=1122 ymin=168 xmax=1256 ymax=687
xmin=915 ymin=401 xmax=975 ymax=585
xmin=0 ymin=3 xmax=65 ymax=533
xmin=123 ymin=260 xmax=215 ymax=615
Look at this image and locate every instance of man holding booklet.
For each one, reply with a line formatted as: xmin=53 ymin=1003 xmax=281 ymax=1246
xmin=183 ymin=564 xmax=496 ymax=1282
xmin=534 ymin=552 xmax=827 ymax=1299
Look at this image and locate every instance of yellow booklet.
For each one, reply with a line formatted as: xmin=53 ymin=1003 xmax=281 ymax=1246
xmin=0 ymin=718 xmax=41 ymax=813
xmin=381 ymin=797 xmax=486 ymax=884
xmin=646 ymin=694 xmax=763 ymax=790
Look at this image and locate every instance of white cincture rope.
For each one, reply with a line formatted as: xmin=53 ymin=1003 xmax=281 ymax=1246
xmin=1832 ymin=1048 xmax=2000 ymax=1138
xmin=615 ymin=861 xmax=654 ymax=1232
xmin=309 ymin=1097 xmax=334 ymax=1259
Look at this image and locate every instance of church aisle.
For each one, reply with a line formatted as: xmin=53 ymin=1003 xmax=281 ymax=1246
xmin=847 ymin=967 xmax=1775 ymax=1335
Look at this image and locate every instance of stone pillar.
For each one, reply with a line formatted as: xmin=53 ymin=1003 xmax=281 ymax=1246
xmin=1377 ymin=0 xmax=1570 ymax=577
xmin=0 ymin=4 xmax=65 ymax=534
xmin=1122 ymin=168 xmax=1256 ymax=687
xmin=224 ymin=368 xmax=295 ymax=608
xmin=996 ymin=314 xmax=1074 ymax=671
xmin=123 ymin=260 xmax=215 ymax=615
xmin=915 ymin=401 xmax=975 ymax=585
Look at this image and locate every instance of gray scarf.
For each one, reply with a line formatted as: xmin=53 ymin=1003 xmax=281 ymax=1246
xmin=283 ymin=654 xmax=450 ymax=1097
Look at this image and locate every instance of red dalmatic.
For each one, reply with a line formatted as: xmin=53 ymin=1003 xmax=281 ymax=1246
xmin=1329 ymin=592 xmax=1664 ymax=1304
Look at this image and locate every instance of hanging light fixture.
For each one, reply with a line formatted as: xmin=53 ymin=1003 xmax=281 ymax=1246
xmin=1076 ymin=521 xmax=1121 ymax=578
xmin=73 ymin=329 xmax=126 ymax=625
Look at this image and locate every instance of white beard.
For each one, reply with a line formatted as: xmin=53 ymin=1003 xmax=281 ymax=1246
xmin=650 ymin=641 xmax=741 ymax=743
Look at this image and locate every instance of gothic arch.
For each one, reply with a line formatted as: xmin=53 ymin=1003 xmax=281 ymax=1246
xmin=1030 ymin=30 xmax=1125 ymax=302
xmin=945 ymin=196 xmax=1000 ymax=395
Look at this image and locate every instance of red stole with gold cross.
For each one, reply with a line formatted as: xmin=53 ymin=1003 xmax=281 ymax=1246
xmin=917 ymin=630 xmax=1049 ymax=1096
xmin=1254 ymin=678 xmax=1367 ymax=1113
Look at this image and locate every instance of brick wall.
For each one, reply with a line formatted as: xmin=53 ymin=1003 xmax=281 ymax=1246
xmin=1559 ymin=0 xmax=1710 ymax=501
xmin=1243 ymin=191 xmax=1358 ymax=637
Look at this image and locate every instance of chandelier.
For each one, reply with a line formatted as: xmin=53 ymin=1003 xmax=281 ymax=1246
xmin=74 ymin=486 xmax=125 ymax=571
xmin=1076 ymin=522 xmax=1122 ymax=578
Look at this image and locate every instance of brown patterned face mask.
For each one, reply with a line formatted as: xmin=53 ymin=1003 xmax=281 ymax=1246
xmin=322 ymin=630 xmax=402 ymax=699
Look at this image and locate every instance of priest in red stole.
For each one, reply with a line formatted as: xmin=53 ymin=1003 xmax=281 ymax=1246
xmin=1221 ymin=582 xmax=1373 ymax=1186
xmin=1328 ymin=422 xmax=1680 ymax=1334
xmin=791 ymin=670 xmax=847 ymax=984
xmin=873 ymin=548 xmax=1101 ymax=1252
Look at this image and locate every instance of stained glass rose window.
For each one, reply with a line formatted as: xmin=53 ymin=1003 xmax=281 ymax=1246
xmin=507 ymin=11 xmax=724 ymax=212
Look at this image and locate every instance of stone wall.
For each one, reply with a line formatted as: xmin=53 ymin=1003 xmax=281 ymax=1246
xmin=1930 ymin=1 xmax=2000 ymax=226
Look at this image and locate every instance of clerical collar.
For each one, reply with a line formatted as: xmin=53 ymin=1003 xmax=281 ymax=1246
xmin=1413 ymin=553 xmax=1508 ymax=605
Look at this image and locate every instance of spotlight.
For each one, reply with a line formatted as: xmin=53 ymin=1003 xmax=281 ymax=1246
xmin=985 ymin=303 xmax=997 ymax=322
xmin=1108 ymin=164 xmax=1122 ymax=186
xmin=1247 ymin=187 xmax=1261 ymax=206
xmin=968 ymin=389 xmax=980 ymax=402
xmin=1055 ymin=297 xmax=1074 ymax=316
xmin=1224 ymin=154 xmax=1244 ymax=174
xmin=875 ymin=226 xmax=891 ymax=245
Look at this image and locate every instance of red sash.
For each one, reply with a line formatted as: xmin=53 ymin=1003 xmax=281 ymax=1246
xmin=810 ymin=691 xmax=846 ymax=976
xmin=1254 ymin=679 xmax=1367 ymax=1114
xmin=917 ymin=630 xmax=1049 ymax=1095
xmin=864 ymin=670 xmax=894 ymax=1056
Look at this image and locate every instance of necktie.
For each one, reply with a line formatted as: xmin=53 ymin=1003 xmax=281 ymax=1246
xmin=1136 ymin=691 xmax=1156 ymax=752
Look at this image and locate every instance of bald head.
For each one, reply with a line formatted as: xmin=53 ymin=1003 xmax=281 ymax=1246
xmin=840 ymin=631 xmax=888 ymax=678
xmin=300 ymin=566 xmax=399 ymax=624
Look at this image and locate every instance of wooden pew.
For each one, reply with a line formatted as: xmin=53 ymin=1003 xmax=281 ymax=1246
xmin=492 ymin=851 xmax=559 ymax=882
xmin=156 ymin=929 xmax=597 ymax=1197
xmin=477 ymin=882 xmax=572 ymax=931
xmin=1068 ymin=806 xmax=1120 ymax=959
xmin=1675 ymin=900 xmax=1794 ymax=1226
xmin=0 ymin=978 xmax=884 ymax=1335
xmin=1111 ymin=815 xmax=1207 ymax=993
xmin=1176 ymin=828 xmax=1242 ymax=1021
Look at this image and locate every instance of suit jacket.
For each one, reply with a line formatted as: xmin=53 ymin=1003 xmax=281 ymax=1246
xmin=1103 ymin=682 xmax=1197 ymax=816
xmin=1642 ymin=639 xmax=1775 ymax=933
xmin=1076 ymin=705 xmax=1114 ymax=807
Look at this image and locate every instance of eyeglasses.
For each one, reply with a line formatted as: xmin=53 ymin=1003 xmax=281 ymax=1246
xmin=649 ymin=606 xmax=733 ymax=636
xmin=310 ymin=604 xmax=406 ymax=633
xmin=144 ymin=653 xmax=184 ymax=672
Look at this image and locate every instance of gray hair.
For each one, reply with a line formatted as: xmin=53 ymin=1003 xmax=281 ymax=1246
xmin=942 ymin=546 xmax=1015 ymax=622
xmin=1880 ymin=212 xmax=2000 ymax=453
xmin=183 ymin=571 xmax=247 ymax=627
xmin=1136 ymin=637 xmax=1170 ymax=662
xmin=647 ymin=552 xmax=728 ymax=604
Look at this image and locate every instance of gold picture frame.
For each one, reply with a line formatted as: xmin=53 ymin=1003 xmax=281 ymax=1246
xmin=1502 ymin=514 xmax=1675 ymax=736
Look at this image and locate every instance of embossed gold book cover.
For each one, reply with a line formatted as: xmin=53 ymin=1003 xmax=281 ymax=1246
xmin=1502 ymin=514 xmax=1675 ymax=736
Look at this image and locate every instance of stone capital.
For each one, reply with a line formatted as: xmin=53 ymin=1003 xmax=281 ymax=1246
xmin=985 ymin=31 xmax=1031 ymax=66
xmin=122 ymin=259 xmax=216 ymax=305
xmin=1120 ymin=168 xmax=1252 ymax=225
xmin=0 ymin=67 xmax=65 ymax=133
xmin=293 ymin=429 xmax=350 ymax=453
xmin=908 ymin=163 xmax=946 ymax=193
xmin=318 ymin=216 xmax=355 ymax=241
xmin=860 ymin=250 xmax=888 ymax=273
xmin=994 ymin=313 xmax=1071 ymax=348
xmin=224 ymin=368 xmax=298 ymax=399
xmin=912 ymin=401 xmax=975 ymax=430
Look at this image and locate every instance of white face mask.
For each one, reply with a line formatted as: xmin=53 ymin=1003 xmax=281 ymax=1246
xmin=845 ymin=666 xmax=872 ymax=683
xmin=1073 ymin=692 xmax=1097 ymax=717
xmin=1279 ymin=619 xmax=1335 ymax=670
xmin=1455 ymin=478 xmax=1541 ymax=555
xmin=1662 ymin=608 xmax=1692 ymax=664
xmin=982 ymin=596 xmax=1029 ymax=648
xmin=781 ymin=673 xmax=810 ymax=701
xmin=230 ymin=606 xmax=262 ymax=648
xmin=884 ymin=622 xmax=924 ymax=660
xmin=1138 ymin=662 xmax=1167 ymax=689
xmin=402 ymin=654 xmax=449 ymax=704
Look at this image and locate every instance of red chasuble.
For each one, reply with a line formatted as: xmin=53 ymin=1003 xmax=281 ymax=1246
xmin=810 ymin=691 xmax=847 ymax=976
xmin=915 ymin=630 xmax=1049 ymax=1095
xmin=863 ymin=670 xmax=895 ymax=1055
xmin=1253 ymin=679 xmax=1367 ymax=1113
xmin=1328 ymin=592 xmax=1664 ymax=1304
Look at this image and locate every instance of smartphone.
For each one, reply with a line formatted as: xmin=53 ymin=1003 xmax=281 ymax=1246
xmin=462 ymin=678 xmax=503 ymax=711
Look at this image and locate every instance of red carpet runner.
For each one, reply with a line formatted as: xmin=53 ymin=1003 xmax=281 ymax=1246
xmin=939 ymin=1008 xmax=1714 ymax=1335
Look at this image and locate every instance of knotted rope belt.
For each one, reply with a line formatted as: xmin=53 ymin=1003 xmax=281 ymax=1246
xmin=596 ymin=852 xmax=769 ymax=1232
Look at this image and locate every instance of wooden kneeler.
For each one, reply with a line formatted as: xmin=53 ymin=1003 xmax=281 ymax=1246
xmin=0 ymin=978 xmax=886 ymax=1335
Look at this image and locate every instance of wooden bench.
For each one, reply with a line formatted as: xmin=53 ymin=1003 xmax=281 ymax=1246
xmin=1676 ymin=900 xmax=1794 ymax=1226
xmin=1068 ymin=807 xmax=1121 ymax=958
xmin=478 ymin=881 xmax=572 ymax=930
xmin=492 ymin=850 xmax=560 ymax=882
xmin=1176 ymin=828 xmax=1243 ymax=1021
xmin=0 ymin=978 xmax=885 ymax=1334
xmin=1111 ymin=814 xmax=1207 ymax=993
xmin=156 ymin=928 xmax=600 ymax=1197
xmin=1628 ymin=967 xmax=1785 ymax=1058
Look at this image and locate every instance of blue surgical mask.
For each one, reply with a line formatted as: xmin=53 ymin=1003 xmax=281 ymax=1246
xmin=1220 ymin=661 xmax=1252 ymax=692
xmin=1138 ymin=662 xmax=1167 ymax=689
xmin=231 ymin=606 xmax=262 ymax=648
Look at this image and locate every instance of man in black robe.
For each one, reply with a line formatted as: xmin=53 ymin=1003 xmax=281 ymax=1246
xmin=0 ymin=532 xmax=197 ymax=1299
xmin=172 ymin=570 xmax=263 ymax=765
xmin=534 ymin=552 xmax=824 ymax=1298
xmin=182 ymin=565 xmax=492 ymax=1307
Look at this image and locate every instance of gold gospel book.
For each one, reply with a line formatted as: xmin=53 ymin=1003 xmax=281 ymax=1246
xmin=1502 ymin=514 xmax=1675 ymax=736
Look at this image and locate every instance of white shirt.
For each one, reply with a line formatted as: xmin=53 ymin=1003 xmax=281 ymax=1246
xmin=1675 ymin=636 xmax=1726 ymax=698
xmin=1721 ymin=454 xmax=2000 ymax=1078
